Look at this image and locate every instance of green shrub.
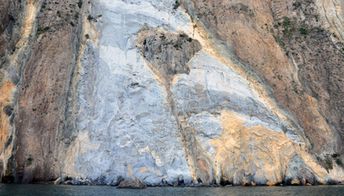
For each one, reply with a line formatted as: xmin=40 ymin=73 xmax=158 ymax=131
xmin=37 ymin=26 xmax=50 ymax=35
xmin=336 ymin=158 xmax=343 ymax=167
xmin=299 ymin=27 xmax=308 ymax=35
xmin=282 ymin=17 xmax=291 ymax=28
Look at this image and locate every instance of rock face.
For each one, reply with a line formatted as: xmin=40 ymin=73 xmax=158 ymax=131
xmin=0 ymin=0 xmax=343 ymax=185
xmin=117 ymin=178 xmax=147 ymax=189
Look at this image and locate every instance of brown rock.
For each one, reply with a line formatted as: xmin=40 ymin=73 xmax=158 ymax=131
xmin=0 ymin=0 xmax=343 ymax=185
xmin=13 ymin=0 xmax=84 ymax=183
xmin=117 ymin=179 xmax=147 ymax=189
xmin=182 ymin=0 xmax=344 ymax=156
xmin=137 ymin=27 xmax=201 ymax=80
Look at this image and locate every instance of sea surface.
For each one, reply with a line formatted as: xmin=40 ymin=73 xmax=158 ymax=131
xmin=0 ymin=184 xmax=343 ymax=196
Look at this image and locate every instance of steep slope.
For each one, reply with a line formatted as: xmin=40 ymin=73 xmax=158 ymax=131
xmin=183 ymin=0 xmax=344 ymax=173
xmin=0 ymin=0 xmax=343 ymax=186
xmin=0 ymin=0 xmax=84 ymax=183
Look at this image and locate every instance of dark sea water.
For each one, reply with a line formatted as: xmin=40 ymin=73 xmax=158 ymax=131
xmin=0 ymin=184 xmax=344 ymax=196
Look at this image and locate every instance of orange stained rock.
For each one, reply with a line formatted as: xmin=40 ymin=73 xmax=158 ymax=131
xmin=209 ymin=110 xmax=331 ymax=184
xmin=0 ymin=81 xmax=15 ymax=151
xmin=211 ymin=111 xmax=299 ymax=185
xmin=139 ymin=167 xmax=149 ymax=174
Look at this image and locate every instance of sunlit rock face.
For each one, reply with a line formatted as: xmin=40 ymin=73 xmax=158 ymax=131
xmin=62 ymin=0 xmax=194 ymax=185
xmin=0 ymin=0 xmax=343 ymax=185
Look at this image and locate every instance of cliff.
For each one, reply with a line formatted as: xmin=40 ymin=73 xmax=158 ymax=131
xmin=0 ymin=0 xmax=343 ymax=186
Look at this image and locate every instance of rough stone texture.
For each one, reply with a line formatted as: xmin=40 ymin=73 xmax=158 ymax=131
xmin=0 ymin=0 xmax=25 ymax=182
xmin=2 ymin=0 xmax=84 ymax=183
xmin=61 ymin=0 xmax=192 ymax=185
xmin=137 ymin=28 xmax=201 ymax=77
xmin=0 ymin=82 xmax=14 ymax=151
xmin=0 ymin=0 xmax=20 ymax=67
xmin=182 ymin=0 xmax=344 ymax=158
xmin=272 ymin=0 xmax=344 ymax=159
xmin=117 ymin=179 xmax=147 ymax=189
xmin=0 ymin=0 xmax=343 ymax=186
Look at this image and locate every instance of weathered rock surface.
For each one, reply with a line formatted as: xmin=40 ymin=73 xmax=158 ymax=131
xmin=117 ymin=178 xmax=147 ymax=189
xmin=0 ymin=0 xmax=343 ymax=186
xmin=137 ymin=27 xmax=202 ymax=77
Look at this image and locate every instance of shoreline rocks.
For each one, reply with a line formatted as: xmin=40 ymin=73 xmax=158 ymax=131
xmin=117 ymin=179 xmax=147 ymax=189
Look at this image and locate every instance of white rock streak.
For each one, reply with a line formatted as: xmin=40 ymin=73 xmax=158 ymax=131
xmin=61 ymin=0 xmax=344 ymax=185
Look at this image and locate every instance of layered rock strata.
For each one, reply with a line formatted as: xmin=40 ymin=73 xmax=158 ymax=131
xmin=0 ymin=0 xmax=343 ymax=185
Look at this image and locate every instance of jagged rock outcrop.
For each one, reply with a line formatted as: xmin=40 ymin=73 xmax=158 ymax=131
xmin=0 ymin=0 xmax=343 ymax=186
